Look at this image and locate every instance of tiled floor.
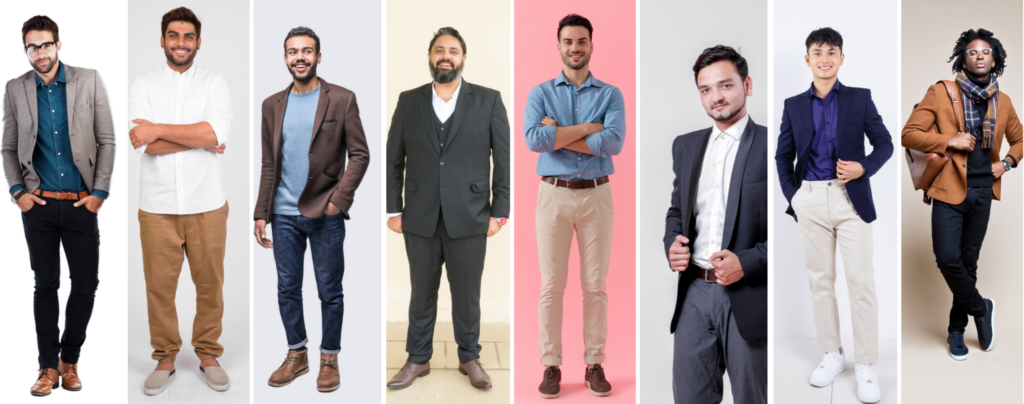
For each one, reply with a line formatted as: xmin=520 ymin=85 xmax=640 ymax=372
xmin=386 ymin=322 xmax=510 ymax=404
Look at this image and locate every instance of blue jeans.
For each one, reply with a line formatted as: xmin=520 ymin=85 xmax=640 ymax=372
xmin=271 ymin=213 xmax=346 ymax=353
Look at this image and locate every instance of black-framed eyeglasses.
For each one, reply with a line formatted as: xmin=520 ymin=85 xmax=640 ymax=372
xmin=25 ymin=42 xmax=56 ymax=55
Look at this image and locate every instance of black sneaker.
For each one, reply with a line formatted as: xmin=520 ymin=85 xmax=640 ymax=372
xmin=947 ymin=332 xmax=968 ymax=361
xmin=975 ymin=298 xmax=995 ymax=351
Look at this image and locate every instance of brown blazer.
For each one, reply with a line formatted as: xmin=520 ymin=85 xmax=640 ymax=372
xmin=254 ymin=77 xmax=369 ymax=221
xmin=902 ymin=82 xmax=1023 ymax=204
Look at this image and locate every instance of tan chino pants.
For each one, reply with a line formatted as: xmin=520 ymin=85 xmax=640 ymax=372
xmin=139 ymin=202 xmax=228 ymax=363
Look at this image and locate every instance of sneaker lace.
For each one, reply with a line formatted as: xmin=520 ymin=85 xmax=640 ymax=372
xmin=976 ymin=317 xmax=989 ymax=339
xmin=856 ymin=363 xmax=875 ymax=383
xmin=591 ymin=365 xmax=607 ymax=383
xmin=818 ymin=351 xmax=840 ymax=370
xmin=543 ymin=367 xmax=558 ymax=385
xmin=950 ymin=332 xmax=965 ymax=349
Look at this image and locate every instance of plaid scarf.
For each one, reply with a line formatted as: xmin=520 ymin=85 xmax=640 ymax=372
xmin=956 ymin=72 xmax=999 ymax=149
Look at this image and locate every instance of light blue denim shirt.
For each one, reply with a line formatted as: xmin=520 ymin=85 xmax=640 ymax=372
xmin=523 ymin=71 xmax=625 ymax=180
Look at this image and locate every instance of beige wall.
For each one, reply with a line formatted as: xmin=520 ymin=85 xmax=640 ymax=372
xmin=901 ymin=0 xmax=1023 ymax=401
xmin=385 ymin=0 xmax=512 ymax=324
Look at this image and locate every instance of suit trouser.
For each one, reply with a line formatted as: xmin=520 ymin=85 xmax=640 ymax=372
xmin=932 ymin=187 xmax=990 ymax=334
xmin=139 ymin=202 xmax=228 ymax=363
xmin=536 ymin=180 xmax=614 ymax=366
xmin=22 ymin=196 xmax=100 ymax=369
xmin=791 ymin=180 xmax=878 ymax=364
xmin=403 ymin=211 xmax=486 ymax=364
xmin=672 ymin=279 xmax=767 ymax=404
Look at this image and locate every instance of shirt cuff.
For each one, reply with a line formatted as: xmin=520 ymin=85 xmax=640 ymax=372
xmin=388 ymin=212 xmax=402 ymax=217
xmin=10 ymin=184 xmax=25 ymax=196
xmin=135 ymin=143 xmax=148 ymax=154
xmin=92 ymin=189 xmax=109 ymax=200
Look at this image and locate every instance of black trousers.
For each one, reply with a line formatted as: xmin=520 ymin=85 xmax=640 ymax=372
xmin=21 ymin=197 xmax=100 ymax=369
xmin=402 ymin=211 xmax=486 ymax=364
xmin=932 ymin=187 xmax=990 ymax=334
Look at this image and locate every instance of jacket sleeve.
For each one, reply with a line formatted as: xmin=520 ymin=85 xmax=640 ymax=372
xmin=857 ymin=89 xmax=893 ymax=179
xmin=332 ymin=93 xmax=370 ymax=219
xmin=902 ymin=84 xmax=952 ymax=154
xmin=774 ymin=101 xmax=799 ymax=202
xmin=2 ymin=83 xmax=24 ymax=194
xmin=385 ymin=94 xmax=406 ymax=215
xmin=91 ymin=71 xmax=115 ymax=199
xmin=737 ymin=241 xmax=767 ymax=284
xmin=1002 ymin=95 xmax=1023 ymax=167
xmin=254 ymin=99 xmax=275 ymax=222
xmin=489 ymin=91 xmax=511 ymax=219
xmin=664 ymin=136 xmax=684 ymax=265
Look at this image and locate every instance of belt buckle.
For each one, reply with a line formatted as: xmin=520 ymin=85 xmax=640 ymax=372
xmin=704 ymin=267 xmax=715 ymax=283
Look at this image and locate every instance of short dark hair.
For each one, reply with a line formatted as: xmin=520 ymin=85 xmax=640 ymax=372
xmin=429 ymin=27 xmax=466 ymax=54
xmin=557 ymin=14 xmax=592 ymax=40
xmin=22 ymin=15 xmax=59 ymax=45
xmin=692 ymin=45 xmax=748 ymax=84
xmin=284 ymin=26 xmax=320 ymax=55
xmin=949 ymin=28 xmax=1007 ymax=77
xmin=161 ymin=7 xmax=202 ymax=38
xmin=805 ymin=27 xmax=843 ymax=53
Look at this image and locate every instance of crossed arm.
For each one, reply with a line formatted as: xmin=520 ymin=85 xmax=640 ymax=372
xmin=127 ymin=75 xmax=231 ymax=155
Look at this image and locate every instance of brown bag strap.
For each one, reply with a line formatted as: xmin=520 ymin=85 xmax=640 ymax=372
xmin=938 ymin=80 xmax=965 ymax=133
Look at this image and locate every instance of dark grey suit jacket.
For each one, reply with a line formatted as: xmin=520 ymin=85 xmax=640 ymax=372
xmin=386 ymin=80 xmax=510 ymax=239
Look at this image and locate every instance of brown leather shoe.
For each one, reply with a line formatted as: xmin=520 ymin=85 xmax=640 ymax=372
xmin=585 ymin=364 xmax=612 ymax=396
xmin=268 ymin=349 xmax=309 ymax=387
xmin=316 ymin=353 xmax=340 ymax=392
xmin=387 ymin=361 xmax=430 ymax=389
xmin=538 ymin=366 xmax=561 ymax=398
xmin=59 ymin=359 xmax=82 ymax=391
xmin=459 ymin=359 xmax=492 ymax=389
xmin=31 ymin=368 xmax=59 ymax=396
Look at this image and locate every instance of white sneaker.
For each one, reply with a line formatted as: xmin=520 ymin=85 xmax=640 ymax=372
xmin=808 ymin=347 xmax=846 ymax=387
xmin=855 ymin=362 xmax=881 ymax=403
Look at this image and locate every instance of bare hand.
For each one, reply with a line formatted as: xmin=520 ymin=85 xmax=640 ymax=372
xmin=16 ymin=192 xmax=45 ymax=212
xmin=541 ymin=116 xmax=557 ymax=127
xmin=205 ymin=143 xmax=227 ymax=154
xmin=993 ymin=161 xmax=1008 ymax=179
xmin=325 ymin=201 xmax=341 ymax=216
xmin=487 ymin=217 xmax=502 ymax=237
xmin=254 ymin=219 xmax=273 ymax=248
xmin=668 ymin=235 xmax=690 ymax=272
xmin=948 ymin=131 xmax=976 ymax=151
xmin=387 ymin=215 xmax=402 ymax=234
xmin=73 ymin=195 xmax=104 ymax=213
xmin=130 ymin=119 xmax=160 ymax=148
xmin=836 ymin=159 xmax=865 ymax=184
xmin=710 ymin=249 xmax=744 ymax=286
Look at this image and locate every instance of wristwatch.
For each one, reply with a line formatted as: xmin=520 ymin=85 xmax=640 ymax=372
xmin=496 ymin=217 xmax=507 ymax=226
xmin=1004 ymin=160 xmax=1012 ymax=172
xmin=11 ymin=190 xmax=26 ymax=204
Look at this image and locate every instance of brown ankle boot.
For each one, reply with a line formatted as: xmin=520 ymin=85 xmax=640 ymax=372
xmin=268 ymin=349 xmax=308 ymax=387
xmin=59 ymin=359 xmax=82 ymax=391
xmin=585 ymin=364 xmax=612 ymax=397
xmin=316 ymin=353 xmax=340 ymax=392
xmin=30 ymin=368 xmax=59 ymax=396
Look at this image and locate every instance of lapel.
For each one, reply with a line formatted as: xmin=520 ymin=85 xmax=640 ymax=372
xmin=309 ymin=77 xmax=330 ymax=145
xmin=682 ymin=128 xmax=713 ymax=239
xmin=721 ymin=118 xmax=756 ymax=250
xmin=272 ymin=83 xmax=290 ymax=158
xmin=835 ymin=83 xmax=851 ymax=147
xmin=441 ymin=79 xmax=473 ymax=154
xmin=65 ymin=65 xmax=77 ymax=131
xmin=418 ymin=84 xmax=441 ymax=156
xmin=22 ymin=74 xmax=37 ymax=129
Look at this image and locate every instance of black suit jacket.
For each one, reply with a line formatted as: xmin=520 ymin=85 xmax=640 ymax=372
xmin=386 ymin=80 xmax=510 ymax=239
xmin=663 ymin=117 xmax=768 ymax=343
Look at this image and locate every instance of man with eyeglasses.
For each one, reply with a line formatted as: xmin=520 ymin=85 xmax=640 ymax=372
xmin=2 ymin=15 xmax=115 ymax=396
xmin=902 ymin=28 xmax=1022 ymax=363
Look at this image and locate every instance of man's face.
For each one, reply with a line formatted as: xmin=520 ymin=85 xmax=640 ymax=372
xmin=24 ymin=30 xmax=60 ymax=75
xmin=697 ymin=60 xmax=752 ymax=123
xmin=805 ymin=42 xmax=843 ymax=80
xmin=161 ymin=21 xmax=200 ymax=67
xmin=558 ymin=25 xmax=592 ymax=70
xmin=284 ymin=35 xmax=320 ymax=83
xmin=963 ymin=39 xmax=994 ymax=79
xmin=428 ymin=35 xmax=465 ymax=84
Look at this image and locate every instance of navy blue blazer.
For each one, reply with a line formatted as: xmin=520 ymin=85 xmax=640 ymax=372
xmin=775 ymin=82 xmax=893 ymax=223
xmin=663 ymin=118 xmax=768 ymax=343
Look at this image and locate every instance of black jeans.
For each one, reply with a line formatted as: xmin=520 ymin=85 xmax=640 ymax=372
xmin=21 ymin=196 xmax=100 ymax=369
xmin=931 ymin=187 xmax=990 ymax=334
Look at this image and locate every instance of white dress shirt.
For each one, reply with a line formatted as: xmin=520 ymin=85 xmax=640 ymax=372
xmin=128 ymin=64 xmax=233 ymax=215
xmin=692 ymin=114 xmax=748 ymax=269
xmin=431 ymin=78 xmax=461 ymax=122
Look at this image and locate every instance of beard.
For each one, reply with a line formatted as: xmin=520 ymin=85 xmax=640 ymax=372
xmin=164 ymin=46 xmax=197 ymax=67
xmin=560 ymin=51 xmax=591 ymax=70
xmin=31 ymin=53 xmax=58 ymax=75
xmin=429 ymin=58 xmax=464 ymax=84
xmin=289 ymin=59 xmax=318 ymax=83
xmin=707 ymin=98 xmax=746 ymax=123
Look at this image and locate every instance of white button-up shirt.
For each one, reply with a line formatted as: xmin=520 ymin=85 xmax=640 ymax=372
xmin=128 ymin=64 xmax=233 ymax=215
xmin=692 ymin=114 xmax=748 ymax=269
xmin=431 ymin=78 xmax=461 ymax=122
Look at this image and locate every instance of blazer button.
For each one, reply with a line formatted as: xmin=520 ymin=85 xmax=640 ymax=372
xmin=440 ymin=162 xmax=445 ymax=166
xmin=962 ymin=164 xmax=967 ymax=167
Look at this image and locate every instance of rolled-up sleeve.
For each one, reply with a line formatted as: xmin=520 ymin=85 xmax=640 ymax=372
xmin=585 ymin=87 xmax=625 ymax=158
xmin=204 ymin=74 xmax=233 ymax=146
xmin=127 ymin=77 xmax=151 ymax=154
xmin=523 ymin=86 xmax=555 ymax=153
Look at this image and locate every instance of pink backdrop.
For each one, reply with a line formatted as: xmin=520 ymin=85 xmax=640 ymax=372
xmin=513 ymin=1 xmax=636 ymax=402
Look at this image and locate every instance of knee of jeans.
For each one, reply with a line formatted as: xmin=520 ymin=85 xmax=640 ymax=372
xmin=934 ymin=250 xmax=962 ymax=271
xmin=70 ymin=277 xmax=99 ymax=298
xmin=34 ymin=276 xmax=60 ymax=294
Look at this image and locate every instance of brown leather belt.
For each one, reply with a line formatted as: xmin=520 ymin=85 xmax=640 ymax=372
xmin=697 ymin=265 xmax=718 ymax=283
xmin=33 ymin=189 xmax=90 ymax=201
xmin=541 ymin=175 xmax=610 ymax=189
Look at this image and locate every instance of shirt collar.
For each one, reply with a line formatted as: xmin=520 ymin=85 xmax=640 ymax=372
xmin=35 ymin=61 xmax=66 ymax=86
xmin=162 ymin=62 xmax=197 ymax=78
xmin=555 ymin=70 xmax=602 ymax=89
xmin=808 ymin=80 xmax=842 ymax=100
xmin=712 ymin=113 xmax=749 ymax=142
xmin=431 ymin=78 xmax=462 ymax=103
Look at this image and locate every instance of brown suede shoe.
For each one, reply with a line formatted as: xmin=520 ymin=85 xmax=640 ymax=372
xmin=585 ymin=364 xmax=612 ymax=397
xmin=317 ymin=353 xmax=340 ymax=392
xmin=59 ymin=359 xmax=82 ymax=391
xmin=459 ymin=359 xmax=492 ymax=389
xmin=31 ymin=368 xmax=59 ymax=396
xmin=387 ymin=361 xmax=430 ymax=389
xmin=268 ymin=349 xmax=309 ymax=387
xmin=538 ymin=366 xmax=561 ymax=398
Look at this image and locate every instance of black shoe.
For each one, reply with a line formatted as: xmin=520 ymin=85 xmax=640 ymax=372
xmin=947 ymin=332 xmax=968 ymax=361
xmin=975 ymin=298 xmax=995 ymax=351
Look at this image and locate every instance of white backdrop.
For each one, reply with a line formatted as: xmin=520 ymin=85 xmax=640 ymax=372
xmin=0 ymin=2 xmax=129 ymax=403
xmin=125 ymin=1 xmax=251 ymax=403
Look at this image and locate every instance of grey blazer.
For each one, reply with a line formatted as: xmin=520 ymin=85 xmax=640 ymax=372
xmin=2 ymin=64 xmax=116 ymax=196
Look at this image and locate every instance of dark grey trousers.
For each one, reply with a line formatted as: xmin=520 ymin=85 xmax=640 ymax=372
xmin=673 ymin=279 xmax=767 ymax=404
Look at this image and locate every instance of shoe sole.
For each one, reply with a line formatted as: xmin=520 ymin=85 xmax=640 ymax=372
xmin=61 ymin=384 xmax=82 ymax=391
xmin=585 ymin=381 xmax=611 ymax=397
xmin=386 ymin=369 xmax=430 ymax=389
xmin=144 ymin=372 xmax=174 ymax=396
xmin=539 ymin=392 xmax=560 ymax=399
xmin=318 ymin=383 xmax=340 ymax=393
xmin=983 ymin=299 xmax=996 ymax=351
xmin=947 ymin=343 xmax=969 ymax=361
xmin=268 ymin=367 xmax=309 ymax=387
xmin=200 ymin=368 xmax=230 ymax=392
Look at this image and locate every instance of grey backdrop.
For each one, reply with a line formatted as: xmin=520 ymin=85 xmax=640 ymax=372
xmin=126 ymin=1 xmax=251 ymax=402
xmin=252 ymin=1 xmax=382 ymax=403
xmin=637 ymin=0 xmax=767 ymax=402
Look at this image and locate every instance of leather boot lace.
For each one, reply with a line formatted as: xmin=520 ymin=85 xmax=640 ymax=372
xmin=591 ymin=365 xmax=607 ymax=383
xmin=321 ymin=356 xmax=338 ymax=371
